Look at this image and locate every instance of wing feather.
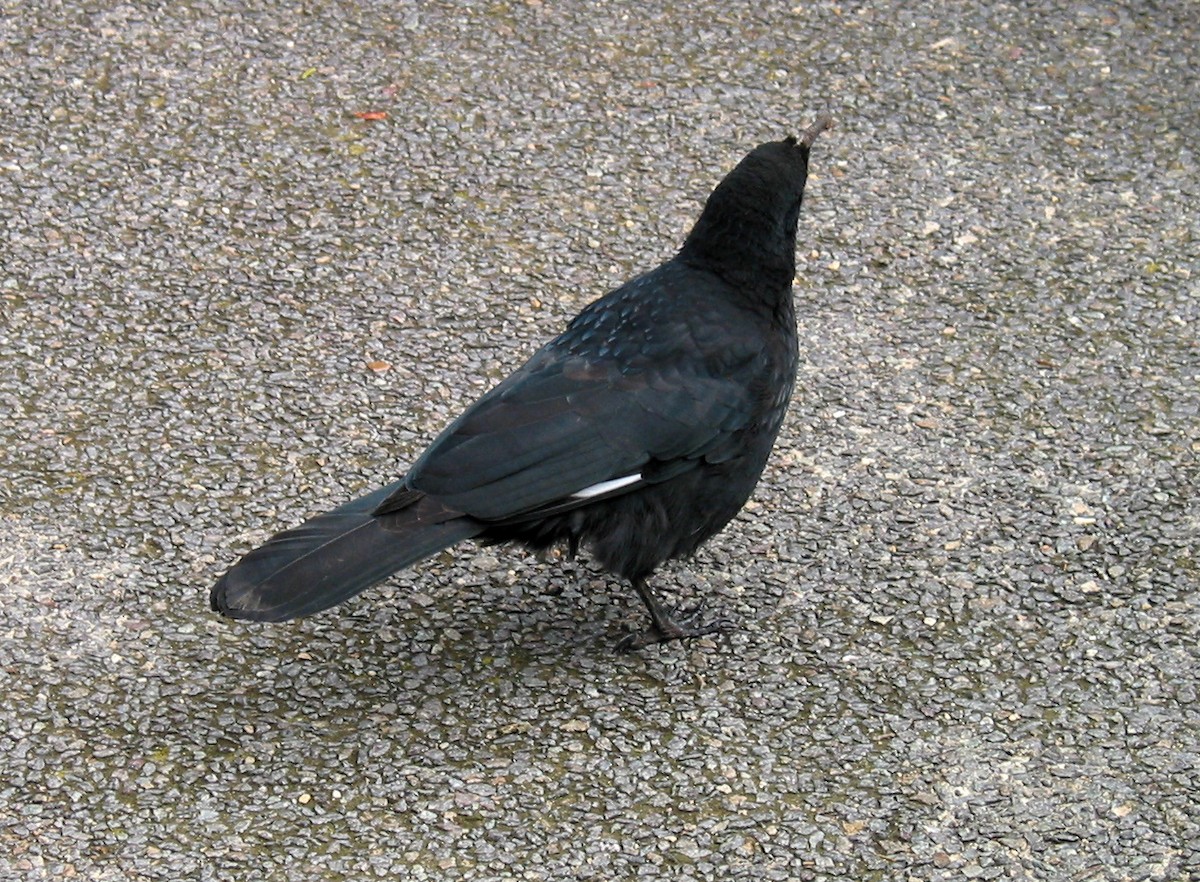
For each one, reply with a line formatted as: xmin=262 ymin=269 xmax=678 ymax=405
xmin=405 ymin=263 xmax=768 ymax=521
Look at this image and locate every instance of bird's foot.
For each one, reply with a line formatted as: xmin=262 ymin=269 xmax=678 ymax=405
xmin=615 ymin=604 xmax=733 ymax=652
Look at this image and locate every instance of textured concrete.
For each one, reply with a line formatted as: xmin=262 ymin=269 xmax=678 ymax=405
xmin=1 ymin=2 xmax=1196 ymax=880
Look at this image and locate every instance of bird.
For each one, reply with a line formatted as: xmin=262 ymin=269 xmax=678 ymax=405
xmin=211 ymin=114 xmax=832 ymax=650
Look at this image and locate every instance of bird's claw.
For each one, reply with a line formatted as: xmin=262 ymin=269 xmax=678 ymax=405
xmin=615 ymin=604 xmax=734 ymax=652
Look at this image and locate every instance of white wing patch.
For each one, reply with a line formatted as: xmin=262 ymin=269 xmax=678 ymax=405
xmin=570 ymin=473 xmax=642 ymax=499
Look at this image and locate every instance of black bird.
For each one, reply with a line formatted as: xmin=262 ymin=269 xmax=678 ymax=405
xmin=211 ymin=115 xmax=831 ymax=649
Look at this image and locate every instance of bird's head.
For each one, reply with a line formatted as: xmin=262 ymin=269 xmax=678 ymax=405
xmin=706 ymin=114 xmax=831 ymax=234
xmin=678 ymin=114 xmax=831 ymax=291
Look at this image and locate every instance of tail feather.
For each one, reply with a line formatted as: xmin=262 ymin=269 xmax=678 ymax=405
xmin=211 ymin=481 xmax=483 ymax=622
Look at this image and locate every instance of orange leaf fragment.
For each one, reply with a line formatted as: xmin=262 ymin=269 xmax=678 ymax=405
xmin=355 ymin=111 xmax=388 ymax=121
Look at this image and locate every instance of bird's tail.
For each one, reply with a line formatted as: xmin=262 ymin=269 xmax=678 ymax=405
xmin=210 ymin=480 xmax=483 ymax=622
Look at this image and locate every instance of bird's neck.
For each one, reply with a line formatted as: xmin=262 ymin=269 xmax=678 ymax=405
xmin=676 ymin=208 xmax=799 ymax=299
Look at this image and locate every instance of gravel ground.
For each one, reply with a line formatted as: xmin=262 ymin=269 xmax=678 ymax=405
xmin=1 ymin=2 xmax=1197 ymax=880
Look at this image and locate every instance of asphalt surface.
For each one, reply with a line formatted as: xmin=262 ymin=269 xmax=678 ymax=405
xmin=1 ymin=2 xmax=1197 ymax=880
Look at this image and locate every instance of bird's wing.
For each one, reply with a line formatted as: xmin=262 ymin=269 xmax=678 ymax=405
xmin=385 ymin=302 xmax=766 ymax=522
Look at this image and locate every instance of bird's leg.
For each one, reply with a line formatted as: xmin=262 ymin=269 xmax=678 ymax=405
xmin=616 ymin=576 xmax=733 ymax=651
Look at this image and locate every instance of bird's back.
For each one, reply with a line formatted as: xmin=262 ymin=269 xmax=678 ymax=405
xmin=473 ymin=256 xmax=800 ymax=581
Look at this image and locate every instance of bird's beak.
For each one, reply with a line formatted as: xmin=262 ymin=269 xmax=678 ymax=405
xmin=799 ymin=113 xmax=833 ymax=148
